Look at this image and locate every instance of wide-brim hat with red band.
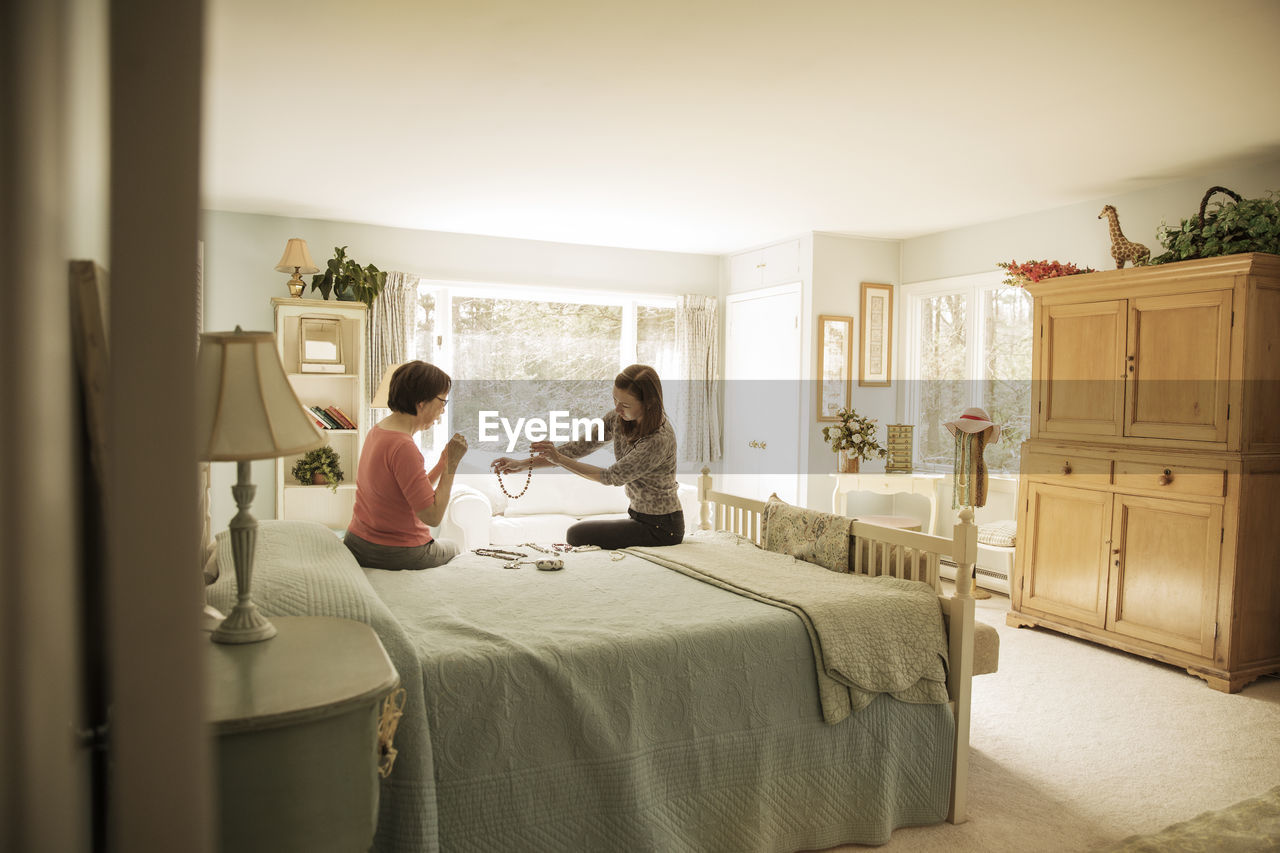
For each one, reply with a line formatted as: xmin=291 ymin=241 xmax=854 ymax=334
xmin=944 ymin=407 xmax=1001 ymax=443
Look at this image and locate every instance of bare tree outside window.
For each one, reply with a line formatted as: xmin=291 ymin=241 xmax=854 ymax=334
xmin=982 ymin=287 xmax=1032 ymax=473
xmin=918 ymin=293 xmax=968 ymax=469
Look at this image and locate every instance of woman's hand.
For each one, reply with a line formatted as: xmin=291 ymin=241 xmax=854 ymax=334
xmin=444 ymin=433 xmax=468 ymax=471
xmin=490 ymin=456 xmax=531 ymax=474
xmin=531 ymin=440 xmax=563 ymax=466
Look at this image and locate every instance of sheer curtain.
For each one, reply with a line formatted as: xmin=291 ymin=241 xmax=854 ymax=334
xmin=367 ymin=271 xmax=419 ymax=422
xmin=675 ymin=294 xmax=721 ymax=466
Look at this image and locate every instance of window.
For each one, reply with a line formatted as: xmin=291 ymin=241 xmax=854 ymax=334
xmin=409 ymin=282 xmax=676 ymax=453
xmin=901 ymin=272 xmax=1032 ymax=475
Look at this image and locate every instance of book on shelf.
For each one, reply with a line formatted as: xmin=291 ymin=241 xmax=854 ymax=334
xmin=325 ymin=405 xmax=358 ymax=430
xmin=309 ymin=406 xmax=342 ymax=429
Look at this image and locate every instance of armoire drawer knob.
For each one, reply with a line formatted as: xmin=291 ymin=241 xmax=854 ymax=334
xmin=1158 ymin=469 xmax=1173 ymax=486
xmin=1061 ymin=463 xmax=1072 ymax=475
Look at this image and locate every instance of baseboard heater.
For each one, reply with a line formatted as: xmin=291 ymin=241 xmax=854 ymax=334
xmin=940 ymin=555 xmax=1011 ymax=594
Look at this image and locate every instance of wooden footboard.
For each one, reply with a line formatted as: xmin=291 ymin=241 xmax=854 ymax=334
xmin=695 ymin=467 xmax=978 ymax=824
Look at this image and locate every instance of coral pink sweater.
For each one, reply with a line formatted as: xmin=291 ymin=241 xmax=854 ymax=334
xmin=347 ymin=425 xmax=440 ymax=546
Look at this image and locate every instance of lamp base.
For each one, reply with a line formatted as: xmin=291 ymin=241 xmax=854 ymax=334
xmin=286 ymin=271 xmax=306 ymax=298
xmin=211 ymin=601 xmax=278 ymax=644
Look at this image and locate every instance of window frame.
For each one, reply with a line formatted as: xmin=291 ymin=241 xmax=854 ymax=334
xmin=899 ymin=270 xmax=1031 ymax=476
xmin=411 ymin=279 xmax=678 ymax=451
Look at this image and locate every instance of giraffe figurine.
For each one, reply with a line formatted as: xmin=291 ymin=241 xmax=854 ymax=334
xmin=1098 ymin=204 xmax=1151 ymax=269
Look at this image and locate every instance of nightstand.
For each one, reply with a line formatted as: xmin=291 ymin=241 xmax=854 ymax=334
xmin=206 ymin=616 xmax=400 ymax=853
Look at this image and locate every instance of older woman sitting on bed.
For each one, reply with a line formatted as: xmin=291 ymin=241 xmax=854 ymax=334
xmin=491 ymin=364 xmax=684 ymax=549
xmin=344 ymin=361 xmax=468 ymax=570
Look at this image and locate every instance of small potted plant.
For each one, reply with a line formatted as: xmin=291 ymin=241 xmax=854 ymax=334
xmin=820 ymin=407 xmax=887 ymax=473
xmin=309 ymin=245 xmax=387 ymax=308
xmin=291 ymin=445 xmax=344 ymax=492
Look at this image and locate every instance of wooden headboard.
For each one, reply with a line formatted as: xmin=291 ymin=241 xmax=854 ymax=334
xmin=695 ymin=467 xmax=979 ymax=592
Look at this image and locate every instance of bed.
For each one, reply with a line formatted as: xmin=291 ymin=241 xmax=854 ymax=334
xmin=206 ymin=470 xmax=990 ymax=853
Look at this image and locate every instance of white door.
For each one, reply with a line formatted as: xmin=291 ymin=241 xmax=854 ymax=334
xmin=723 ymin=285 xmax=802 ymax=503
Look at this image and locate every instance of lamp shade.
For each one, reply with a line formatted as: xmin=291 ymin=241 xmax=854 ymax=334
xmin=195 ymin=328 xmax=325 ymax=461
xmin=370 ymin=362 xmax=406 ymax=409
xmin=274 ymin=238 xmax=320 ymax=274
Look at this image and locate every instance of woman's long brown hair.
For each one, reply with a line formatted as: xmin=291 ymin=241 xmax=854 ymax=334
xmin=614 ymin=364 xmax=666 ymax=440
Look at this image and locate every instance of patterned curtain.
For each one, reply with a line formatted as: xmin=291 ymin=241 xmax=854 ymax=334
xmin=367 ymin=271 xmax=420 ymax=422
xmin=675 ymin=294 xmax=721 ymax=465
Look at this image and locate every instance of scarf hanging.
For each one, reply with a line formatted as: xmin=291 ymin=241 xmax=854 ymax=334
xmin=952 ymin=429 xmax=990 ymax=509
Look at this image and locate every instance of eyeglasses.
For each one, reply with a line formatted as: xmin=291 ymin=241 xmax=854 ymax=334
xmin=435 ymin=396 xmax=449 ymax=406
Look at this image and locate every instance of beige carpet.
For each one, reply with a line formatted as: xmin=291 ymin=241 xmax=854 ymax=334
xmin=826 ymin=585 xmax=1280 ymax=852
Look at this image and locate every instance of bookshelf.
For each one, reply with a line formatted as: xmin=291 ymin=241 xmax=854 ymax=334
xmin=272 ymin=297 xmax=368 ymax=531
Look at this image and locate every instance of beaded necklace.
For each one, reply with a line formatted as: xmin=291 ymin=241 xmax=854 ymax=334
xmin=495 ymin=454 xmax=533 ymax=499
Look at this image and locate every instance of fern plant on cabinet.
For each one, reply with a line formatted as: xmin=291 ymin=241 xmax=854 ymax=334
xmin=272 ymin=297 xmax=367 ymax=531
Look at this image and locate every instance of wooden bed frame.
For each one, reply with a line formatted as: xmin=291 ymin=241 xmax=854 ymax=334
xmin=696 ymin=468 xmax=980 ymax=824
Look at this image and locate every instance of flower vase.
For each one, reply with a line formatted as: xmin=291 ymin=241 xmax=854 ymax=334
xmin=837 ymin=451 xmax=860 ymax=474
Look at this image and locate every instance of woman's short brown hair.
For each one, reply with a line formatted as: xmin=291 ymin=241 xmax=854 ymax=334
xmin=614 ymin=364 xmax=665 ymax=439
xmin=387 ymin=361 xmax=451 ymax=415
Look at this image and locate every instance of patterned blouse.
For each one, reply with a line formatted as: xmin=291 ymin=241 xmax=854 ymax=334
xmin=557 ymin=410 xmax=682 ymax=515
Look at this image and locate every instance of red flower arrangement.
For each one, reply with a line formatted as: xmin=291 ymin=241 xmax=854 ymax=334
xmin=997 ymin=259 xmax=1095 ymax=287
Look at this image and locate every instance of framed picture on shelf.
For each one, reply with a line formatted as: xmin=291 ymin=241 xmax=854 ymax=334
xmin=299 ymin=316 xmax=344 ymax=373
xmin=859 ymin=282 xmax=893 ymax=386
xmin=817 ymin=315 xmax=853 ymax=421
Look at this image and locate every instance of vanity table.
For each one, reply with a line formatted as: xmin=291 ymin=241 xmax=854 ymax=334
xmin=829 ymin=472 xmax=944 ymax=534
xmin=206 ymin=616 xmax=399 ymax=853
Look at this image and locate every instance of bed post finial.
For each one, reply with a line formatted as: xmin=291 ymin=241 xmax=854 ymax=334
xmin=698 ymin=466 xmax=712 ymax=530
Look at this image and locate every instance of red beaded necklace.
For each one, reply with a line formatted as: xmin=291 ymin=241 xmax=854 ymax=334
xmin=495 ymin=455 xmax=533 ymax=499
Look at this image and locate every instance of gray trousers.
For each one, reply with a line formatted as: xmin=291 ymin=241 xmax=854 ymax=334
xmin=343 ymin=530 xmax=460 ymax=571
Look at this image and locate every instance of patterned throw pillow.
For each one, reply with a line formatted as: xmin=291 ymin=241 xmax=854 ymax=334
xmin=761 ymin=496 xmax=852 ymax=573
xmin=977 ymin=519 xmax=1017 ymax=547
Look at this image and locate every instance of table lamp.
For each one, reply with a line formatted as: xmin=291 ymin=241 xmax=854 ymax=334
xmin=195 ymin=327 xmax=325 ymax=643
xmin=274 ymin=238 xmax=320 ymax=298
xmin=370 ymin=362 xmax=407 ymax=409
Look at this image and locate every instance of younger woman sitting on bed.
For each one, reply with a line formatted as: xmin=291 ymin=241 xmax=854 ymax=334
xmin=491 ymin=364 xmax=684 ymax=549
xmin=344 ymin=361 xmax=468 ymax=570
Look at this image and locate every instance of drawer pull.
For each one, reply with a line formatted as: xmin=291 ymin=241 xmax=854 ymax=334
xmin=1158 ymin=469 xmax=1173 ymax=486
xmin=1061 ymin=463 xmax=1072 ymax=475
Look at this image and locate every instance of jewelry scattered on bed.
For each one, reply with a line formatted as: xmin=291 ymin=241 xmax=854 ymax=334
xmin=522 ymin=543 xmax=554 ymax=553
xmin=473 ymin=547 xmax=528 ymax=561
xmin=495 ymin=453 xmax=534 ymax=499
xmin=549 ymin=543 xmax=600 ymax=553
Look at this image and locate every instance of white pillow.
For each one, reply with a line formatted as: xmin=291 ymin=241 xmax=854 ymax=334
xmin=977 ymin=519 xmax=1018 ymax=547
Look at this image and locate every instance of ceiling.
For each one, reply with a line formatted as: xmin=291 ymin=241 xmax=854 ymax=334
xmin=203 ymin=0 xmax=1280 ymax=256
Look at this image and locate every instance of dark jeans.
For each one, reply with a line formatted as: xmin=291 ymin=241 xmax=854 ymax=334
xmin=566 ymin=508 xmax=685 ymax=550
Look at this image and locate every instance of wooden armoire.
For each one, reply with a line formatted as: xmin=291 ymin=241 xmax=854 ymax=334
xmin=1008 ymin=253 xmax=1280 ymax=692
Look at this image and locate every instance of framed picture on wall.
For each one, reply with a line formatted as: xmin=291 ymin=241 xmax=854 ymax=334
xmin=817 ymin=314 xmax=853 ymax=421
xmin=859 ymin=282 xmax=893 ymax=386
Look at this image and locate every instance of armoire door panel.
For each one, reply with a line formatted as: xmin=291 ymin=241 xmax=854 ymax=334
xmin=1125 ymin=290 xmax=1232 ymax=442
xmin=1022 ymin=483 xmax=1112 ymax=626
xmin=1038 ymin=300 xmax=1127 ymax=437
xmin=1107 ymin=495 xmax=1221 ymax=657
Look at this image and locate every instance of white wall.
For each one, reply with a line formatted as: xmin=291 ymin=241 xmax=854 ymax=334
xmin=201 ymin=210 xmax=721 ymax=523
xmin=804 ymin=233 xmax=900 ymax=510
xmin=900 ymin=156 xmax=1280 ymax=283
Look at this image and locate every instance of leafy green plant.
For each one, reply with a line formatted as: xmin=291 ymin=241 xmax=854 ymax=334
xmin=309 ymin=245 xmax=387 ymax=308
xmin=820 ymin=407 xmax=887 ymax=461
xmin=1151 ymin=190 xmax=1280 ymax=264
xmin=290 ymin=445 xmax=344 ymax=492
